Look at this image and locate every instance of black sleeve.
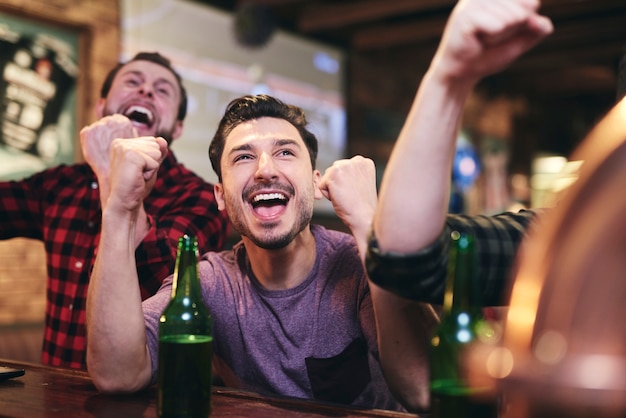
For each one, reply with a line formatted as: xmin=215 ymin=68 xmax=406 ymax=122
xmin=366 ymin=210 xmax=537 ymax=305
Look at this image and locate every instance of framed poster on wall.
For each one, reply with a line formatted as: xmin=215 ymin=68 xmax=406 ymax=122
xmin=0 ymin=12 xmax=78 ymax=180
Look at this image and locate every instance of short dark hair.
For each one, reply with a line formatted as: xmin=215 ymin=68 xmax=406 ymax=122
xmin=100 ymin=52 xmax=188 ymax=121
xmin=208 ymin=95 xmax=319 ymax=181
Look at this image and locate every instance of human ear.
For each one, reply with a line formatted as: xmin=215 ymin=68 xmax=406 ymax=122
xmin=313 ymin=170 xmax=323 ymax=200
xmin=214 ymin=183 xmax=226 ymax=211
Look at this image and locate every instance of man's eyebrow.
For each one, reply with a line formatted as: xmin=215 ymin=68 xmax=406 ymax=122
xmin=229 ymin=138 xmax=302 ymax=155
xmin=229 ymin=143 xmax=253 ymax=154
xmin=274 ymin=138 xmax=302 ymax=148
xmin=119 ymin=69 xmax=143 ymax=79
xmin=154 ymin=78 xmax=177 ymax=91
xmin=120 ymin=69 xmax=177 ymax=90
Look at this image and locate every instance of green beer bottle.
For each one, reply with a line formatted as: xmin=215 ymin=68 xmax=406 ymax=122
xmin=429 ymin=231 xmax=498 ymax=418
xmin=158 ymin=235 xmax=213 ymax=418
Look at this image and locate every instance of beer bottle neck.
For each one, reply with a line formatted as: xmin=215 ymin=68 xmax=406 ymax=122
xmin=443 ymin=232 xmax=481 ymax=316
xmin=171 ymin=235 xmax=202 ymax=302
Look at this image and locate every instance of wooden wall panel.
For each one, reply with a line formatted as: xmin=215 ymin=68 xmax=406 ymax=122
xmin=0 ymin=239 xmax=46 ymax=325
xmin=0 ymin=0 xmax=120 ymax=331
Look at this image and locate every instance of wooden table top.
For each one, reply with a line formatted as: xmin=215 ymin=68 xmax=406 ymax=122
xmin=0 ymin=359 xmax=418 ymax=417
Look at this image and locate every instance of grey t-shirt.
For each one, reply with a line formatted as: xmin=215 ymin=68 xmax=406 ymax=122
xmin=143 ymin=224 xmax=403 ymax=411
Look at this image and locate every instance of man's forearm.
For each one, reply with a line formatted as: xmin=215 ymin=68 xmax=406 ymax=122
xmin=86 ymin=207 xmax=152 ymax=393
xmin=369 ymin=283 xmax=439 ymax=412
xmin=374 ymin=69 xmax=474 ymax=254
xmin=133 ymin=204 xmax=152 ymax=248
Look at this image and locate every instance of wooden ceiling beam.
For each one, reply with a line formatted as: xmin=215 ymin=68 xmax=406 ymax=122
xmin=351 ymin=16 xmax=446 ymax=49
xmin=235 ymin=0 xmax=307 ymax=6
xmin=546 ymin=16 xmax=626 ymax=47
xmin=492 ymin=66 xmax=617 ymax=96
xmin=509 ymin=41 xmax=625 ymax=73
xmin=364 ymin=38 xmax=624 ymax=84
xmin=541 ymin=0 xmax=626 ymax=17
xmin=297 ymin=0 xmax=455 ymax=33
xmin=349 ymin=11 xmax=626 ymax=51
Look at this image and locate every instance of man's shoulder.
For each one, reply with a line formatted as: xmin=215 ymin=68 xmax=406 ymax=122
xmin=197 ymin=248 xmax=239 ymax=280
xmin=200 ymin=246 xmax=237 ymax=263
xmin=311 ymin=224 xmax=361 ymax=264
xmin=20 ymin=163 xmax=92 ymax=186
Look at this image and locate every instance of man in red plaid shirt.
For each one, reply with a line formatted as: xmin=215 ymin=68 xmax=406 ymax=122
xmin=0 ymin=52 xmax=230 ymax=369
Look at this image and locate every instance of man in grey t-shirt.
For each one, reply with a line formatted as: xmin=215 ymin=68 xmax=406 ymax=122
xmin=85 ymin=94 xmax=437 ymax=412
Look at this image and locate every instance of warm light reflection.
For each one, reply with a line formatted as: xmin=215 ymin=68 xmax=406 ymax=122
xmin=534 ymin=330 xmax=567 ymax=365
xmin=616 ymin=95 xmax=626 ymax=119
xmin=578 ymin=355 xmax=622 ymax=390
xmin=492 ymin=95 xmax=626 ymax=417
xmin=505 ymin=275 xmax=543 ymax=346
xmin=486 ymin=347 xmax=514 ymax=379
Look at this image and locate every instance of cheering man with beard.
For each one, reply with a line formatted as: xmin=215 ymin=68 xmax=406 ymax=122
xmin=0 ymin=52 xmax=229 ymax=369
xmin=86 ymin=94 xmax=437 ymax=411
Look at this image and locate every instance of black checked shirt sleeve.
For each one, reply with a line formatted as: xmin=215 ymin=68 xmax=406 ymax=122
xmin=368 ymin=210 xmax=537 ymax=306
xmin=444 ymin=210 xmax=537 ymax=305
xmin=0 ymin=173 xmax=46 ymax=239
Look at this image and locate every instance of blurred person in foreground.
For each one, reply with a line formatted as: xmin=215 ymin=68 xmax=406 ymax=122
xmin=86 ymin=94 xmax=437 ymax=411
xmin=0 ymin=52 xmax=229 ymax=369
xmin=364 ymin=0 xmax=553 ymax=411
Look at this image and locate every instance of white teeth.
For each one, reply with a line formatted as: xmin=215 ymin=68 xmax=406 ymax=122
xmin=125 ymin=105 xmax=153 ymax=123
xmin=253 ymin=193 xmax=286 ymax=202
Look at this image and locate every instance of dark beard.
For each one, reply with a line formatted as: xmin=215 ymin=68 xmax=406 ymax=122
xmin=223 ymin=179 xmax=315 ymax=250
xmin=247 ymin=222 xmax=305 ymax=250
xmin=228 ymin=202 xmax=313 ymax=250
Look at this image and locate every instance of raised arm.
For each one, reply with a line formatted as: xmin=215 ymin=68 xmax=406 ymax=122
xmin=317 ymin=155 xmax=377 ymax=258
xmin=81 ymin=115 xmax=229 ymax=299
xmin=373 ymin=0 xmax=552 ymax=254
xmin=80 ymin=114 xmax=154 ymax=248
xmin=86 ymin=136 xmax=168 ymax=393
xmin=367 ymin=0 xmax=553 ymax=411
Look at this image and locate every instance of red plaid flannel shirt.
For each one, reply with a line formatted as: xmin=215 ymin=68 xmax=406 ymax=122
xmin=0 ymin=152 xmax=229 ymax=369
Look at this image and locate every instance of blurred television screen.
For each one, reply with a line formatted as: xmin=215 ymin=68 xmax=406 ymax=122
xmin=121 ymin=0 xmax=347 ymax=215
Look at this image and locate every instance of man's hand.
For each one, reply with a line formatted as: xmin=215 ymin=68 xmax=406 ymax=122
xmin=106 ymin=136 xmax=168 ymax=215
xmin=432 ymin=0 xmax=553 ymax=85
xmin=80 ymin=115 xmax=138 ymax=179
xmin=318 ymin=156 xmax=377 ymax=254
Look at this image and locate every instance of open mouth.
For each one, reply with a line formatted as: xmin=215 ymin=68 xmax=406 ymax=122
xmin=251 ymin=192 xmax=288 ymax=218
xmin=123 ymin=105 xmax=154 ymax=128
